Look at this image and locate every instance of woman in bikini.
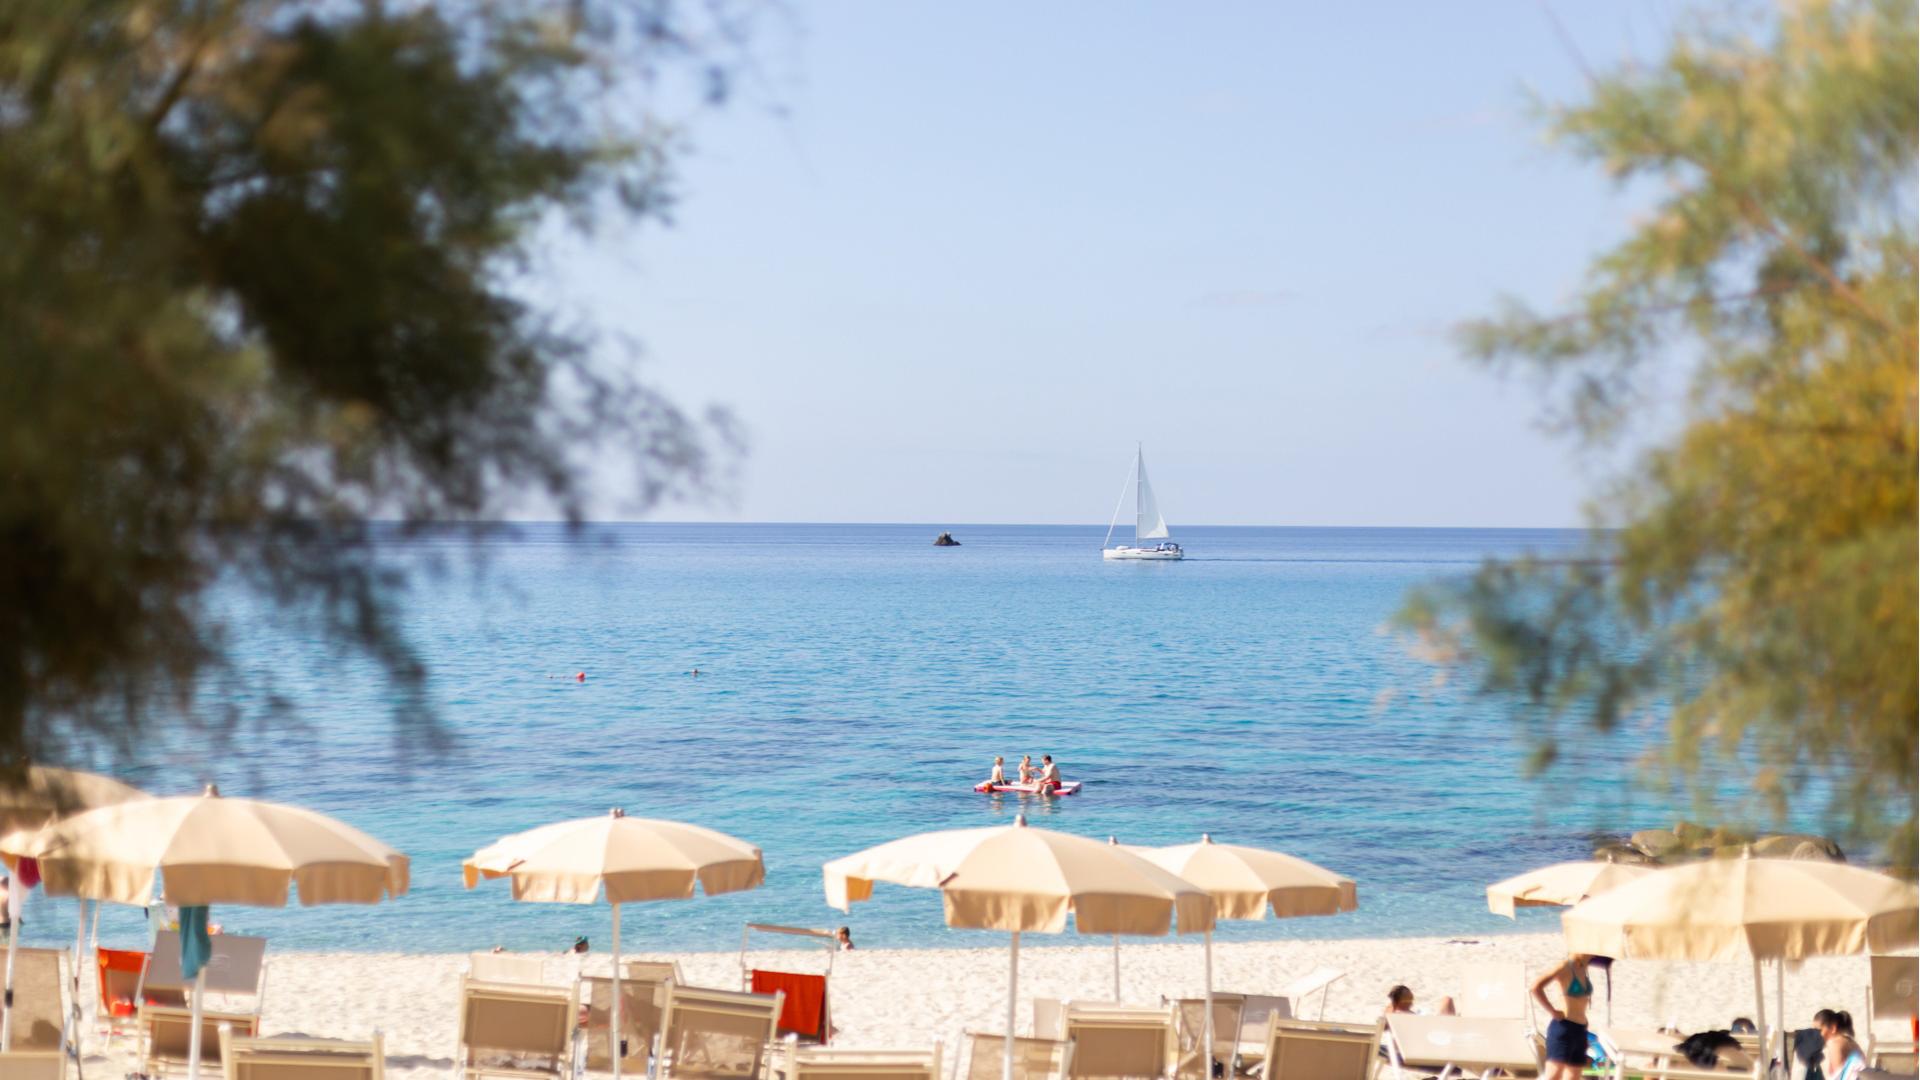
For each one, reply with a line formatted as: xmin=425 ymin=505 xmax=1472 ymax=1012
xmin=1531 ymin=953 xmax=1597 ymax=1080
xmin=1817 ymin=1009 xmax=1868 ymax=1080
xmin=1017 ymin=755 xmax=1036 ymax=785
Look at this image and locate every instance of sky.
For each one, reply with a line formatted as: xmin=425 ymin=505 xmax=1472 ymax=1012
xmin=549 ymin=1 xmax=1708 ymax=527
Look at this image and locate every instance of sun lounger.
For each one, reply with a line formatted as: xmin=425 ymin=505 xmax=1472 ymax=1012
xmin=97 ymin=947 xmax=160 ymax=1038
xmin=1384 ymin=1014 xmax=1542 ymax=1080
xmin=219 ymin=1030 xmax=386 ymax=1080
xmin=784 ymin=1045 xmax=940 ymax=1080
xmin=0 ymin=1049 xmax=64 ymax=1080
xmin=653 ymin=984 xmax=784 ymax=1080
xmin=1214 ymin=994 xmax=1288 ymax=1073
xmin=3 ymin=948 xmax=66 ymax=1057
xmin=1063 ymin=1004 xmax=1173 ymax=1080
xmin=582 ymin=972 xmax=672 ymax=1073
xmin=1032 ymin=1000 xmax=1066 ymax=1042
xmin=959 ymin=1033 xmax=1071 ymax=1080
xmin=1455 ymin=962 xmax=1528 ymax=1021
xmin=1594 ymin=1027 xmax=1762 ymax=1080
xmin=1166 ymin=995 xmax=1242 ymax=1080
xmin=470 ymin=954 xmax=549 ymax=986
xmin=1867 ymin=955 xmax=1918 ymax=1073
xmin=1275 ymin=970 xmax=1343 ymax=1024
xmin=145 ymin=932 xmax=268 ymax=1005
xmin=138 ymin=1004 xmax=262 ymax=1077
xmin=456 ymin=975 xmax=577 ymax=1080
xmin=1258 ymin=1016 xmax=1381 ymax=1080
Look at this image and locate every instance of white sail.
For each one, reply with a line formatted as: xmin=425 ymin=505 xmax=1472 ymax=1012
xmin=1134 ymin=448 xmax=1169 ymax=540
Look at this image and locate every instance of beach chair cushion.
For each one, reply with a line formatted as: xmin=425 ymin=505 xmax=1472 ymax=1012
xmin=1261 ymin=1017 xmax=1381 ymax=1080
xmin=657 ymin=984 xmax=783 ymax=1080
xmin=220 ymin=1030 xmax=386 ymax=1080
xmin=963 ymin=1034 xmax=1070 ymax=1080
xmin=456 ymin=976 xmax=575 ymax=1078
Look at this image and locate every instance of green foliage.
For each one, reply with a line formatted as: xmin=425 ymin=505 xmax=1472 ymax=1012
xmin=0 ymin=1 xmax=747 ymax=761
xmin=1402 ymin=0 xmax=1917 ymax=873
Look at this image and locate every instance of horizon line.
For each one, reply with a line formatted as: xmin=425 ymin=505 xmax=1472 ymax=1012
xmin=441 ymin=518 xmax=1596 ymax=531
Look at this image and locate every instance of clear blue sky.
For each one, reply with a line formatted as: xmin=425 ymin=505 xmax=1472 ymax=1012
xmin=554 ymin=1 xmax=1704 ymax=527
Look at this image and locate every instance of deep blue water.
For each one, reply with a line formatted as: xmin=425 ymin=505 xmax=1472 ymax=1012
xmin=27 ymin=524 xmax=1712 ymax=954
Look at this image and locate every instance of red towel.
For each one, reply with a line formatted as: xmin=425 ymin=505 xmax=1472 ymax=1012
xmin=750 ymin=969 xmax=827 ymax=1041
xmin=15 ymin=858 xmax=38 ymax=890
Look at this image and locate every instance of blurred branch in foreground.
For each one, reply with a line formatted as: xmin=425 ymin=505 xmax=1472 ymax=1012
xmin=1400 ymin=0 xmax=1917 ymax=874
xmin=0 ymin=0 xmax=759 ymax=765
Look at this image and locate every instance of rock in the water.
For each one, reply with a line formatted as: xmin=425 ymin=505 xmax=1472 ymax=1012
xmin=1591 ymin=843 xmax=1655 ymax=865
xmin=933 ymin=532 xmax=960 ymax=547
xmin=1749 ymin=833 xmax=1846 ymax=861
xmin=1630 ymin=828 xmax=1684 ymax=859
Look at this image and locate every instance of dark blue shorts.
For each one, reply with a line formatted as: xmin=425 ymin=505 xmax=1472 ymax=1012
xmin=1546 ymin=1018 xmax=1589 ymax=1065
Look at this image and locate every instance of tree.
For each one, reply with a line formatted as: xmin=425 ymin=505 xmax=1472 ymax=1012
xmin=0 ymin=1 xmax=749 ymax=763
xmin=1401 ymin=0 xmax=1917 ymax=873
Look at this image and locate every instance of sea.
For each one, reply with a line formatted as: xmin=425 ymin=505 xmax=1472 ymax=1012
xmin=22 ymin=524 xmax=1737 ymax=956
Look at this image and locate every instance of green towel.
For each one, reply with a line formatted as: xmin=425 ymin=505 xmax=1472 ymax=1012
xmin=179 ymin=906 xmax=212 ymax=980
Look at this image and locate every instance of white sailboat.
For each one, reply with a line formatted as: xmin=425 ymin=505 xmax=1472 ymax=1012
xmin=1102 ymin=446 xmax=1184 ymax=560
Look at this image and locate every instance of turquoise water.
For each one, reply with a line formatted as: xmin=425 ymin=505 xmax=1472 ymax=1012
xmin=29 ymin=524 xmax=1697 ymax=954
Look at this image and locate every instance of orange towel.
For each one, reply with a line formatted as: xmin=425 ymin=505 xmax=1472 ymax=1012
xmin=750 ymin=969 xmax=827 ymax=1041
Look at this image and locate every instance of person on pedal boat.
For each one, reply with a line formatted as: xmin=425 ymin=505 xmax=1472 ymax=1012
xmin=1017 ymin=755 xmax=1036 ymax=785
xmin=985 ymin=756 xmax=1006 ymax=788
xmin=1038 ymin=755 xmax=1063 ymax=793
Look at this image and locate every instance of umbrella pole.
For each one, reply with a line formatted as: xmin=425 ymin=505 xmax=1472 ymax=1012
xmin=1751 ymin=957 xmax=1767 ymax=1058
xmin=1202 ymin=929 xmax=1215 ymax=1080
xmin=3 ymin=884 xmax=21 ymax=1052
xmin=70 ymin=900 xmax=86 ymax=1066
xmin=1112 ymin=934 xmax=1120 ymax=1001
xmin=1774 ymin=958 xmax=1785 ymax=1067
xmin=186 ymin=966 xmax=206 ymax=1080
xmin=611 ymin=902 xmax=623 ymax=1080
xmin=1003 ymin=932 xmax=1020 ymax=1080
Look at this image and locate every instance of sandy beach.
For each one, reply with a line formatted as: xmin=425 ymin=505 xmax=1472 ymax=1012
xmin=70 ymin=933 xmax=1877 ymax=1079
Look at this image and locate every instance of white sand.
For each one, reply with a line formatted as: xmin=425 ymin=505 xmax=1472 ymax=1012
xmin=71 ymin=934 xmax=1876 ymax=1079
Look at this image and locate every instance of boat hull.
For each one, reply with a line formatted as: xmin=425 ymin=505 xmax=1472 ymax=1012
xmin=1103 ymin=547 xmax=1183 ymax=560
xmin=973 ymin=781 xmax=1082 ymax=796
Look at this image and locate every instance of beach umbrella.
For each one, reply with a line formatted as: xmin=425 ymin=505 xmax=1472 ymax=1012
xmin=1486 ymin=859 xmax=1655 ymax=1024
xmin=1135 ymin=835 xmax=1357 ymax=1071
xmin=0 ymin=768 xmax=147 ymax=1058
xmin=823 ymin=815 xmax=1215 ymax=1080
xmin=0 ymin=767 xmax=146 ymax=834
xmin=0 ymin=785 xmax=408 ymax=1080
xmin=1486 ymin=860 xmax=1653 ymax=919
xmin=463 ymin=809 xmax=765 ymax=1080
xmin=1562 ymin=854 xmax=1919 ymax=1064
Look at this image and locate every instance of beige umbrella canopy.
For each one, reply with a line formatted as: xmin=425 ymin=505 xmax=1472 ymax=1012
xmin=1562 ymin=855 xmax=1919 ymax=1062
xmin=0 ymin=766 xmax=145 ymax=833
xmin=1134 ymin=835 xmax=1358 ymax=1068
xmin=0 ymin=785 xmax=407 ymax=1080
xmin=825 ymin=816 xmax=1214 ymax=1080
xmin=463 ymin=809 xmax=764 ymax=902
xmin=465 ymin=810 xmax=765 ymax=1080
xmin=1562 ymin=856 xmax=1917 ymax=961
xmin=3 ymin=786 xmax=409 ymax=906
xmin=1486 ymin=860 xmax=1654 ymax=919
xmin=1141 ymin=835 xmax=1357 ymax=920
